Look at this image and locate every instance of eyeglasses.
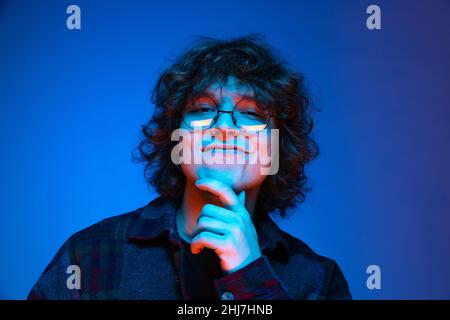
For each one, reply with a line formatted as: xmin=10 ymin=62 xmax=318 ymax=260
xmin=181 ymin=95 xmax=272 ymax=133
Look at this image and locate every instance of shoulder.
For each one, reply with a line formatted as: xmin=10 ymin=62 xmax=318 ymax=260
xmin=67 ymin=207 xmax=143 ymax=244
xmin=28 ymin=203 xmax=151 ymax=299
xmin=41 ymin=206 xmax=144 ymax=272
xmin=276 ymin=228 xmax=352 ymax=299
xmin=52 ymin=196 xmax=173 ymax=261
xmin=279 ymin=229 xmax=333 ymax=264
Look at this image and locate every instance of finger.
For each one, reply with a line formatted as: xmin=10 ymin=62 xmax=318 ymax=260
xmin=192 ymin=216 xmax=231 ymax=238
xmin=197 ymin=204 xmax=242 ymax=225
xmin=237 ymin=189 xmax=246 ymax=206
xmin=195 ymin=178 xmax=245 ymax=212
xmin=190 ymin=231 xmax=226 ymax=254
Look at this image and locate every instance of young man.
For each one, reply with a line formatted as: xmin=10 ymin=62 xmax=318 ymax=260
xmin=28 ymin=36 xmax=351 ymax=300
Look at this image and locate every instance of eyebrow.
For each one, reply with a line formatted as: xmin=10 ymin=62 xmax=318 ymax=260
xmin=198 ymin=92 xmax=259 ymax=105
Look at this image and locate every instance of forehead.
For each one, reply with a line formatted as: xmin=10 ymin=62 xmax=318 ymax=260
xmin=204 ymin=76 xmax=255 ymax=101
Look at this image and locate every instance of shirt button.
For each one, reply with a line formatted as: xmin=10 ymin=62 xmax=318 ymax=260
xmin=221 ymin=292 xmax=234 ymax=300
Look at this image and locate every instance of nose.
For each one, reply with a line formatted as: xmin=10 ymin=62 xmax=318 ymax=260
xmin=211 ymin=97 xmax=238 ymax=129
xmin=210 ymin=109 xmax=240 ymax=140
xmin=214 ymin=110 xmax=236 ymax=128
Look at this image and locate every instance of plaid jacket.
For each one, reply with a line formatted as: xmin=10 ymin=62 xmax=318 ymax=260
xmin=28 ymin=196 xmax=352 ymax=300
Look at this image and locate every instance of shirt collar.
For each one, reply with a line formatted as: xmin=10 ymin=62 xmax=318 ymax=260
xmin=128 ymin=196 xmax=289 ymax=259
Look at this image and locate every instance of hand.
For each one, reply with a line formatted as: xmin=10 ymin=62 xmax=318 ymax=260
xmin=190 ymin=178 xmax=262 ymax=274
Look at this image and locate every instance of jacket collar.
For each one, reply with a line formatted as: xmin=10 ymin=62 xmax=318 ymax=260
xmin=128 ymin=196 xmax=289 ymax=259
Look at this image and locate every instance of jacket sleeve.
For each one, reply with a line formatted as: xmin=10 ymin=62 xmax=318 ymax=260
xmin=213 ymin=255 xmax=291 ymax=300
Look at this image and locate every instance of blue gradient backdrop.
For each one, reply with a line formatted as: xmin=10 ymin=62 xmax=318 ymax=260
xmin=1 ymin=0 xmax=449 ymax=299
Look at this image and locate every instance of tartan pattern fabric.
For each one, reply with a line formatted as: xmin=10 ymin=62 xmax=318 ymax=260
xmin=28 ymin=196 xmax=352 ymax=300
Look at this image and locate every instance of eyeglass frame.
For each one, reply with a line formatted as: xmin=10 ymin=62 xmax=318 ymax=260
xmin=180 ymin=94 xmax=273 ymax=133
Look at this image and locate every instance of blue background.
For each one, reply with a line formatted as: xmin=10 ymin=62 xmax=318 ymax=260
xmin=1 ymin=0 xmax=449 ymax=299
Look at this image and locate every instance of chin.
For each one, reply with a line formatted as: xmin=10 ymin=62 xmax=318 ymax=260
xmin=199 ymin=165 xmax=244 ymax=189
xmin=182 ymin=163 xmax=266 ymax=192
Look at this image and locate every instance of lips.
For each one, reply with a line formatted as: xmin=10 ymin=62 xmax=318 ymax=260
xmin=202 ymin=144 xmax=249 ymax=153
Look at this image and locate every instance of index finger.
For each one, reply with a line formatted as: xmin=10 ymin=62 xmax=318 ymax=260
xmin=195 ymin=178 xmax=245 ymax=212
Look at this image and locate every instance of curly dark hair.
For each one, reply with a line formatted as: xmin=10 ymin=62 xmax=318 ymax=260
xmin=134 ymin=35 xmax=319 ymax=219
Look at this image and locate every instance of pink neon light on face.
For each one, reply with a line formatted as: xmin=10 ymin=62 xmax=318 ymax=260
xmin=240 ymin=123 xmax=267 ymax=132
xmin=190 ymin=119 xmax=213 ymax=128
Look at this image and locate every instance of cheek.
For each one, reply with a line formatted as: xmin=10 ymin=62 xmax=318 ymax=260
xmin=236 ymin=133 xmax=271 ymax=189
xmin=178 ymin=131 xmax=202 ymax=182
xmin=180 ymin=163 xmax=199 ymax=183
xmin=239 ymin=164 xmax=268 ymax=189
xmin=240 ymin=130 xmax=275 ymax=187
xmin=249 ymin=132 xmax=272 ymax=164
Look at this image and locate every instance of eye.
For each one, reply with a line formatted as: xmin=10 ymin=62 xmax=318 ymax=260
xmin=236 ymin=105 xmax=269 ymax=119
xmin=189 ymin=104 xmax=216 ymax=113
xmin=240 ymin=109 xmax=260 ymax=116
xmin=236 ymin=99 xmax=268 ymax=114
xmin=186 ymin=96 xmax=217 ymax=113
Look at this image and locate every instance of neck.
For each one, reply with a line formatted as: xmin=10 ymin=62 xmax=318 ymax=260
xmin=176 ymin=180 xmax=260 ymax=243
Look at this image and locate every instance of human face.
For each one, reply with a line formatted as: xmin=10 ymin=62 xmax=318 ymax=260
xmin=177 ymin=76 xmax=278 ymax=192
